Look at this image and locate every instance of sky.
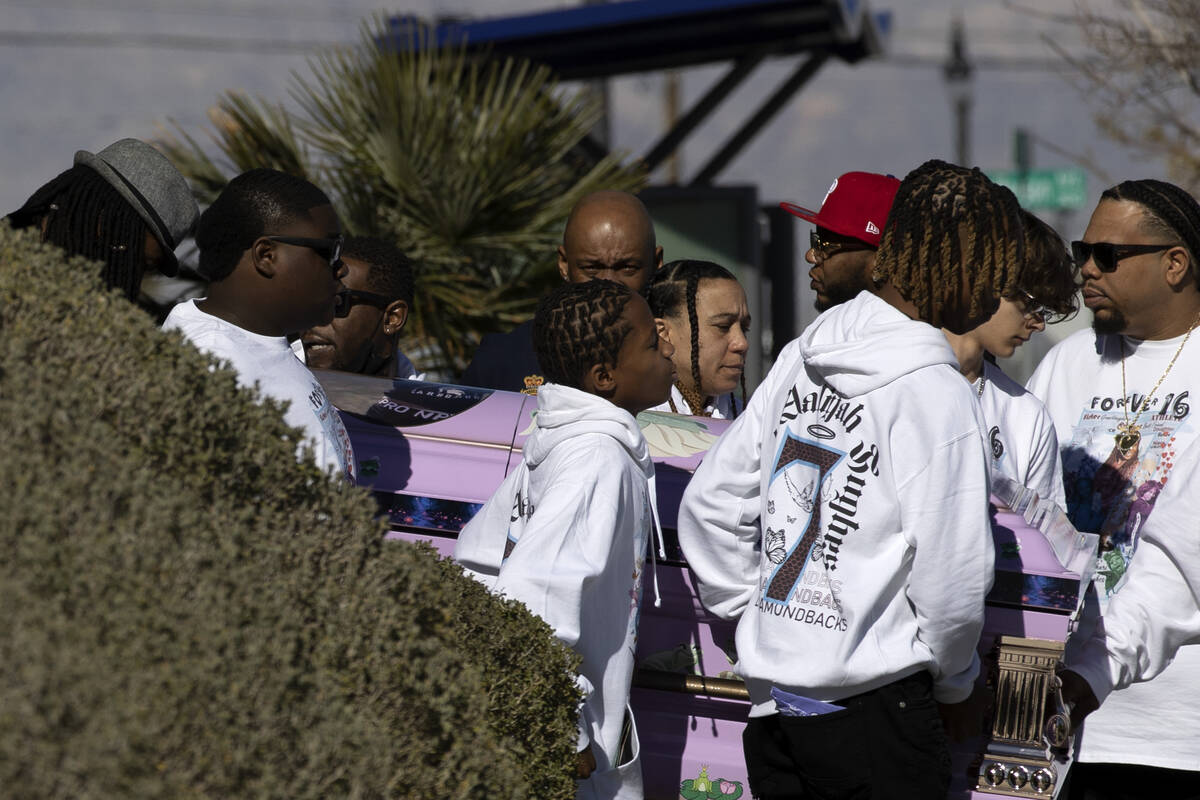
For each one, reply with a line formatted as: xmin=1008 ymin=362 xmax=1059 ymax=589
xmin=0 ymin=0 xmax=1160 ymax=378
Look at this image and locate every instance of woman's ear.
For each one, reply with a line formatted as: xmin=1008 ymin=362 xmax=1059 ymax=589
xmin=655 ymin=318 xmax=672 ymax=342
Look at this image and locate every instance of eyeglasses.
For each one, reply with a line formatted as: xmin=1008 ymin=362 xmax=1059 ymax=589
xmin=265 ymin=234 xmax=344 ymax=272
xmin=1013 ymin=289 xmax=1047 ymax=321
xmin=810 ymin=229 xmax=871 ymax=260
xmin=334 ymin=289 xmax=393 ymax=318
xmin=1070 ymin=240 xmax=1178 ymax=273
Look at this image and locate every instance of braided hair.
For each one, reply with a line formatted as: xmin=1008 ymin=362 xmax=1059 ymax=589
xmin=344 ymin=236 xmax=414 ymax=306
xmin=8 ymin=164 xmax=151 ymax=300
xmin=875 ymin=160 xmax=1024 ymax=330
xmin=1017 ymin=210 xmax=1079 ymax=323
xmin=534 ymin=279 xmax=635 ymax=390
xmin=195 ymin=168 xmax=331 ymax=282
xmin=646 ymin=259 xmax=746 ymax=417
xmin=1101 ymin=179 xmax=1200 ymax=289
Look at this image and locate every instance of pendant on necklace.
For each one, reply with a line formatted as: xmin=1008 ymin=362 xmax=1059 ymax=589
xmin=1115 ymin=422 xmax=1141 ymax=458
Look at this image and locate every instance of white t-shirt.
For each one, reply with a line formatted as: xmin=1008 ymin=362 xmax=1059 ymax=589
xmin=1027 ymin=326 xmax=1200 ymax=770
xmin=975 ymin=360 xmax=1065 ymax=507
xmin=647 ymin=383 xmax=740 ymax=419
xmin=164 ymin=300 xmax=355 ymax=481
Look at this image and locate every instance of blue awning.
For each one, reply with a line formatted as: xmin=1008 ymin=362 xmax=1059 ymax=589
xmin=387 ymin=0 xmax=891 ymax=80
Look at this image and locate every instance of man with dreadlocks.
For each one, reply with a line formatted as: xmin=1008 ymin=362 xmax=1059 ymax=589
xmin=678 ymin=160 xmax=1025 ymax=799
xmin=162 ymin=168 xmax=355 ymax=482
xmin=7 ymin=138 xmax=199 ymax=304
xmin=1026 ymin=179 xmax=1200 ymax=799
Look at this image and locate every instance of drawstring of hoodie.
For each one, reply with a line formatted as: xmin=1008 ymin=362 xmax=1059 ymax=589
xmin=647 ymin=473 xmax=665 ymax=608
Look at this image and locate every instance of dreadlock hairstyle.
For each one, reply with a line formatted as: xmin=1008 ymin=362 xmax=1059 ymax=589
xmin=344 ymin=236 xmax=415 ymax=306
xmin=7 ymin=165 xmax=151 ymax=300
xmin=1101 ymin=179 xmax=1200 ymax=290
xmin=1016 ymin=210 xmax=1079 ymax=323
xmin=874 ymin=160 xmax=1025 ymax=331
xmin=533 ymin=279 xmax=635 ymax=390
xmin=646 ymin=259 xmax=746 ymax=418
xmin=195 ymin=168 xmax=332 ymax=282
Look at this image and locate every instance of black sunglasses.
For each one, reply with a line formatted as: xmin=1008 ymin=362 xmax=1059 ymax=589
xmin=265 ymin=234 xmax=344 ymax=271
xmin=334 ymin=289 xmax=393 ymax=318
xmin=810 ymin=229 xmax=871 ymax=260
xmin=1070 ymin=240 xmax=1178 ymax=273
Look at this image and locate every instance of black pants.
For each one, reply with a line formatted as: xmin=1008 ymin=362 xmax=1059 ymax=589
xmin=1065 ymin=762 xmax=1200 ymax=800
xmin=742 ymin=671 xmax=950 ymax=800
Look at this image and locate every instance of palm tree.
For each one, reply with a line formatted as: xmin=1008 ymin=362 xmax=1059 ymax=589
xmin=160 ymin=15 xmax=645 ymax=377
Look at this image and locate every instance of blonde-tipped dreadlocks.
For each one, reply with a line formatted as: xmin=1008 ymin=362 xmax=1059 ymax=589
xmin=874 ymin=160 xmax=1024 ymax=331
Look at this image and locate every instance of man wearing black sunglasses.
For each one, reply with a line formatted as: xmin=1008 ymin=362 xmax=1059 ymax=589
xmin=162 ymin=168 xmax=355 ymax=482
xmin=298 ymin=236 xmax=416 ymax=378
xmin=1027 ymin=179 xmax=1200 ymax=800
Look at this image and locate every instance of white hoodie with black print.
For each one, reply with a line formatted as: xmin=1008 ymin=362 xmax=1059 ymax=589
xmin=678 ymin=291 xmax=995 ymax=717
xmin=454 ymin=383 xmax=657 ymax=800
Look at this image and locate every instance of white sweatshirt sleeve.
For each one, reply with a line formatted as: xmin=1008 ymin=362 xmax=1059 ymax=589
xmin=1067 ymin=445 xmax=1200 ymax=704
xmin=677 ymin=342 xmax=800 ymax=620
xmin=900 ymin=429 xmax=995 ymax=704
xmin=453 ymin=464 xmax=527 ymax=589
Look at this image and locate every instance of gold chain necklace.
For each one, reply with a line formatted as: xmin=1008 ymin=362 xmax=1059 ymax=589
xmin=1116 ymin=315 xmax=1200 ymax=457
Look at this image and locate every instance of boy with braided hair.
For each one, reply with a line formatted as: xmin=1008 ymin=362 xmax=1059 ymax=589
xmin=679 ymin=160 xmax=1024 ymax=799
xmin=455 ymin=279 xmax=675 ymax=799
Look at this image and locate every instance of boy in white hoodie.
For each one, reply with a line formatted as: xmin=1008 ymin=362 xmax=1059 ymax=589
xmin=455 ymin=279 xmax=676 ymax=800
xmin=678 ymin=161 xmax=1025 ymax=799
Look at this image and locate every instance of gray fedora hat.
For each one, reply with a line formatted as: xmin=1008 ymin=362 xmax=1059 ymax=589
xmin=74 ymin=138 xmax=199 ymax=277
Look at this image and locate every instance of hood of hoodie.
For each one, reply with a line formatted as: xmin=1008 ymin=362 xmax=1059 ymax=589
xmin=799 ymin=292 xmax=959 ymax=398
xmin=524 ymin=384 xmax=653 ymax=476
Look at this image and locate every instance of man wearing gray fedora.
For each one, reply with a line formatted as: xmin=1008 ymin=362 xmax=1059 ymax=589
xmin=7 ymin=138 xmax=199 ymax=302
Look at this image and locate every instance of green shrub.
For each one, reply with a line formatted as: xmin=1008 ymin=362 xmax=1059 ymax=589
xmin=0 ymin=223 xmax=581 ymax=799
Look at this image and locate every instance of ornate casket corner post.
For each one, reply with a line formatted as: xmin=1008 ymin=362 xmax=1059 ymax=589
xmin=976 ymin=636 xmax=1065 ymax=797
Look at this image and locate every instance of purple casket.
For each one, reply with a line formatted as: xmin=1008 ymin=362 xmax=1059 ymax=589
xmin=318 ymin=373 xmax=1097 ymax=800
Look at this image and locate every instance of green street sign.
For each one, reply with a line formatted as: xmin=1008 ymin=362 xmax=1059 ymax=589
xmin=987 ymin=168 xmax=1088 ymax=211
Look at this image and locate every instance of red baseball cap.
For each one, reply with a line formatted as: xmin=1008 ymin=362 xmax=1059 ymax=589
xmin=780 ymin=171 xmax=901 ymax=248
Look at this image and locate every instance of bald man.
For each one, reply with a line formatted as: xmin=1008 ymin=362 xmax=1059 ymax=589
xmin=461 ymin=190 xmax=663 ymax=393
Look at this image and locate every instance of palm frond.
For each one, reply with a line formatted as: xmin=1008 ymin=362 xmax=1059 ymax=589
xmin=158 ymin=13 xmax=646 ymax=374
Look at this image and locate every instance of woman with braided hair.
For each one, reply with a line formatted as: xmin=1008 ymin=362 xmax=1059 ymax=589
xmin=678 ymin=160 xmax=1026 ymax=799
xmin=646 ymin=259 xmax=751 ymax=418
xmin=456 ymin=279 xmax=675 ymax=799
xmin=7 ymin=139 xmax=198 ymax=304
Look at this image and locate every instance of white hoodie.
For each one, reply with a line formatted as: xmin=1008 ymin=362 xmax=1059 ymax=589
xmin=454 ymin=384 xmax=655 ymax=800
xmin=678 ymin=291 xmax=994 ymax=716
